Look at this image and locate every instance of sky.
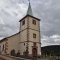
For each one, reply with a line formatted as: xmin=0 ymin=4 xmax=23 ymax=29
xmin=0 ymin=0 xmax=60 ymax=46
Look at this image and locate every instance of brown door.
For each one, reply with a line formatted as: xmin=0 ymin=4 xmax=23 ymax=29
xmin=32 ymin=47 xmax=37 ymax=57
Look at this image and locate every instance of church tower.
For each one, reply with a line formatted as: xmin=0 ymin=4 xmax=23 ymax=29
xmin=19 ymin=1 xmax=41 ymax=57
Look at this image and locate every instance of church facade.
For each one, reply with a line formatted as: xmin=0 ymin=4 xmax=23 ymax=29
xmin=0 ymin=2 xmax=41 ymax=57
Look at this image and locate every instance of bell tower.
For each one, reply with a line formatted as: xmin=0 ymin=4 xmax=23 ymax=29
xmin=19 ymin=1 xmax=41 ymax=57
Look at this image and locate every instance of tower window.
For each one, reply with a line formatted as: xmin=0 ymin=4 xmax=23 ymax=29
xmin=33 ymin=33 xmax=36 ymax=38
xmin=24 ymin=43 xmax=25 ymax=46
xmin=32 ymin=20 xmax=36 ymax=25
xmin=22 ymin=20 xmax=25 ymax=25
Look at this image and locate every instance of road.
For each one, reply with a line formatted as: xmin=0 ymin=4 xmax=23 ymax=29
xmin=0 ymin=57 xmax=6 ymax=60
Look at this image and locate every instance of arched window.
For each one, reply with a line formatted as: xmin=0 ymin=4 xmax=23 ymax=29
xmin=2 ymin=44 xmax=4 ymax=51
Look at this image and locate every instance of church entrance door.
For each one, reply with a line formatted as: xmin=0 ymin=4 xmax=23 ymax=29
xmin=32 ymin=47 xmax=37 ymax=57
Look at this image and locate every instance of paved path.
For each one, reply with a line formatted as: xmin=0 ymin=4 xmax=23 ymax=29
xmin=0 ymin=57 xmax=6 ymax=60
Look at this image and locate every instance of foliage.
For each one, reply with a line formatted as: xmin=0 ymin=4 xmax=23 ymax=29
xmin=49 ymin=56 xmax=56 ymax=60
xmin=41 ymin=45 xmax=60 ymax=56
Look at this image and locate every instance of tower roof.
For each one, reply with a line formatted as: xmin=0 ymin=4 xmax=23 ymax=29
xmin=27 ymin=2 xmax=33 ymax=16
xmin=19 ymin=1 xmax=40 ymax=22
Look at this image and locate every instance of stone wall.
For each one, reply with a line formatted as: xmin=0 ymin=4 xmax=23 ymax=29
xmin=0 ymin=54 xmax=24 ymax=60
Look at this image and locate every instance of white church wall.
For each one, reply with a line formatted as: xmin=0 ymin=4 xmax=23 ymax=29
xmin=7 ymin=33 xmax=20 ymax=55
xmin=28 ymin=42 xmax=33 ymax=55
xmin=20 ymin=29 xmax=27 ymax=42
xmin=0 ymin=38 xmax=8 ymax=55
xmin=29 ymin=29 xmax=40 ymax=42
xmin=19 ymin=42 xmax=27 ymax=55
xmin=37 ymin=43 xmax=41 ymax=55
xmin=0 ymin=41 xmax=5 ymax=54
xmin=29 ymin=17 xmax=40 ymax=31
xmin=20 ymin=17 xmax=28 ymax=31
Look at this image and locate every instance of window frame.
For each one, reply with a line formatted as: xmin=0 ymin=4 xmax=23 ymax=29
xmin=33 ymin=33 xmax=36 ymax=38
xmin=22 ymin=20 xmax=25 ymax=26
xmin=32 ymin=19 xmax=36 ymax=25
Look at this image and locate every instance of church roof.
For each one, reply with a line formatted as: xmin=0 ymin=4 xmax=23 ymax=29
xmin=19 ymin=15 xmax=40 ymax=22
xmin=0 ymin=32 xmax=20 ymax=43
xmin=27 ymin=2 xmax=33 ymax=16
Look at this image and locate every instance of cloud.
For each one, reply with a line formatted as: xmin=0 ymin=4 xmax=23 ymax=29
xmin=0 ymin=0 xmax=28 ymax=39
xmin=41 ymin=34 xmax=60 ymax=46
xmin=32 ymin=0 xmax=60 ymax=46
xmin=29 ymin=0 xmax=60 ymax=46
xmin=0 ymin=0 xmax=60 ymax=46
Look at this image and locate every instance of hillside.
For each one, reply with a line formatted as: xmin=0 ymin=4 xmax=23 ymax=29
xmin=41 ymin=45 xmax=60 ymax=56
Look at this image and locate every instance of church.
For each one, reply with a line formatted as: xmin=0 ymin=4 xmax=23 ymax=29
xmin=0 ymin=1 xmax=41 ymax=58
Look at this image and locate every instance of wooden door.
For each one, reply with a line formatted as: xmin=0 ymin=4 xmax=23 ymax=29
xmin=32 ymin=47 xmax=37 ymax=57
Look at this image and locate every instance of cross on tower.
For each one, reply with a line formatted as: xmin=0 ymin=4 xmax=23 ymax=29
xmin=28 ymin=0 xmax=30 ymax=3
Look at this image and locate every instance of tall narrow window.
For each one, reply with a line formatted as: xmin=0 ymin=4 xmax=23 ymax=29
xmin=2 ymin=44 xmax=4 ymax=51
xmin=33 ymin=20 xmax=36 ymax=25
xmin=33 ymin=33 xmax=36 ymax=38
xmin=22 ymin=20 xmax=25 ymax=25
